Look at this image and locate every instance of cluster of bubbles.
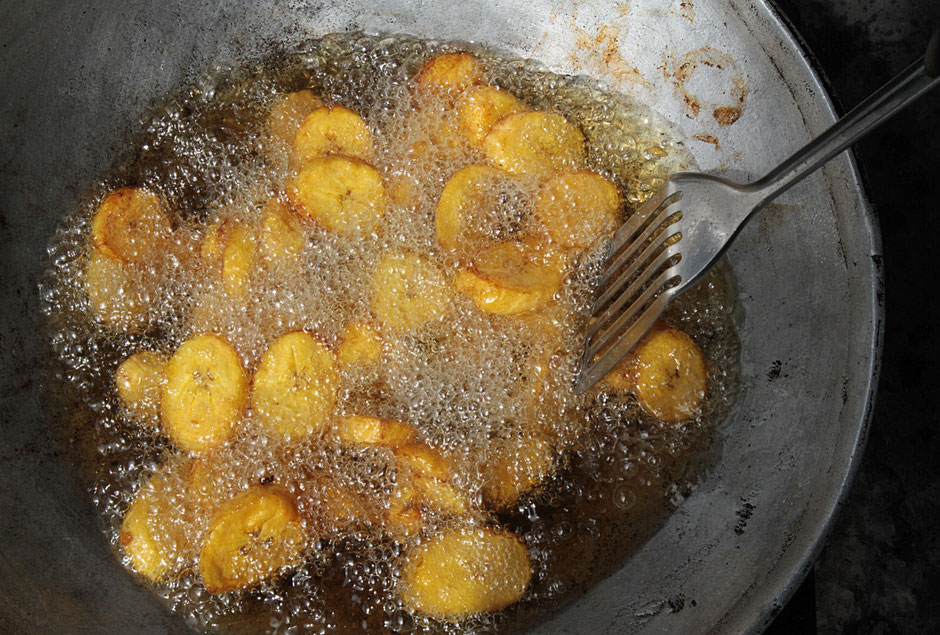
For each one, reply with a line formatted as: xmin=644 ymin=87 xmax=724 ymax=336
xmin=40 ymin=33 xmax=739 ymax=633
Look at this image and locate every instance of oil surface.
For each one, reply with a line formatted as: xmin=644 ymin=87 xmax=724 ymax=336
xmin=41 ymin=33 xmax=740 ymax=633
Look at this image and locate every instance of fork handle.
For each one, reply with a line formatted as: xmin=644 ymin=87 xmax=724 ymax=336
xmin=750 ymin=28 xmax=940 ymax=205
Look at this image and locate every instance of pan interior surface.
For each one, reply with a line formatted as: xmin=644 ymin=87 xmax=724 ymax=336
xmin=0 ymin=1 xmax=879 ymax=633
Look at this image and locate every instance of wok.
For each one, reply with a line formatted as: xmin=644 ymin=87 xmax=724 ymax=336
xmin=0 ymin=0 xmax=881 ymax=632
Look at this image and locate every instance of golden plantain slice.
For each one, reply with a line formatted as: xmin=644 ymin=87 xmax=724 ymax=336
xmin=115 ymin=350 xmax=166 ymax=425
xmin=120 ymin=474 xmax=178 ymax=582
xmin=414 ymin=51 xmax=485 ymax=97
xmin=199 ymin=218 xmax=259 ymax=297
xmin=435 ymin=165 xmax=530 ymax=258
xmin=337 ymin=321 xmax=383 ymax=366
xmin=395 ymin=444 xmax=470 ymax=516
xmin=287 ymin=154 xmax=387 ymax=238
xmin=483 ymin=111 xmax=586 ymax=176
xmin=482 ymin=433 xmax=556 ymax=510
xmin=91 ymin=187 xmax=173 ymax=265
xmin=291 ymin=105 xmax=376 ymax=165
xmin=371 ymin=251 xmax=452 ymax=330
xmin=455 ymin=240 xmax=567 ymax=315
xmin=533 ymin=171 xmax=621 ymax=250
xmin=251 ymin=331 xmax=339 ymax=439
xmin=399 ymin=526 xmax=532 ymax=619
xmin=199 ymin=485 xmax=306 ymax=593
xmin=161 ymin=334 xmax=248 ymax=453
xmin=335 ymin=415 xmax=417 ymax=449
xmin=260 ymin=198 xmax=306 ymax=265
xmin=84 ymin=249 xmax=153 ymax=333
xmin=266 ymin=90 xmax=325 ymax=153
xmin=456 ymin=85 xmax=528 ymax=148
xmin=623 ymin=326 xmax=707 ymax=423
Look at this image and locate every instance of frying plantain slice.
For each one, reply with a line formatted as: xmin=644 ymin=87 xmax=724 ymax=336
xmin=161 ymin=334 xmax=248 ymax=453
xmin=199 ymin=485 xmax=306 ymax=593
xmin=606 ymin=325 xmax=707 ymax=422
xmin=266 ymin=90 xmax=325 ymax=156
xmin=115 ymin=350 xmax=166 ymax=426
xmin=199 ymin=218 xmax=259 ymax=298
xmin=334 ymin=415 xmax=417 ymax=449
xmin=90 ymin=187 xmax=173 ymax=265
xmin=483 ymin=111 xmax=586 ymax=176
xmin=414 ymin=51 xmax=485 ymax=97
xmin=337 ymin=321 xmax=383 ymax=366
xmin=456 ymin=85 xmax=528 ymax=148
xmin=399 ymin=525 xmax=532 ymax=619
xmin=260 ymin=198 xmax=307 ymax=265
xmin=291 ymin=104 xmax=376 ymax=166
xmin=533 ymin=171 xmax=620 ymax=250
xmin=435 ymin=165 xmax=530 ymax=258
xmin=371 ymin=251 xmax=453 ymax=330
xmin=251 ymin=331 xmax=339 ymax=439
xmin=395 ymin=444 xmax=470 ymax=516
xmin=482 ymin=432 xmax=556 ymax=510
xmin=84 ymin=249 xmax=153 ymax=333
xmin=120 ymin=473 xmax=179 ymax=582
xmin=454 ymin=240 xmax=567 ymax=315
xmin=287 ymin=154 xmax=387 ymax=238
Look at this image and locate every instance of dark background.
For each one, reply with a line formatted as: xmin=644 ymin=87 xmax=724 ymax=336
xmin=767 ymin=0 xmax=940 ymax=632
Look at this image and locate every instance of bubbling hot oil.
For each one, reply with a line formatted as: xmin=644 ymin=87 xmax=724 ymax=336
xmin=40 ymin=33 xmax=740 ymax=633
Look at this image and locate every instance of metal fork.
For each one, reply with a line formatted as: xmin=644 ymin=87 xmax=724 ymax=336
xmin=574 ymin=28 xmax=940 ymax=394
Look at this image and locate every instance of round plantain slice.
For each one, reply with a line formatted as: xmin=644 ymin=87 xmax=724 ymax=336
xmin=84 ymin=249 xmax=153 ymax=333
xmin=266 ymin=90 xmax=325 ymax=153
xmin=395 ymin=444 xmax=470 ymax=517
xmin=456 ymin=85 xmax=528 ymax=148
xmin=291 ymin=104 xmax=376 ymax=166
xmin=455 ymin=240 xmax=567 ymax=315
xmin=287 ymin=154 xmax=387 ymax=238
xmin=161 ymin=334 xmax=248 ymax=453
xmin=260 ymin=198 xmax=306 ymax=265
xmin=91 ymin=187 xmax=173 ymax=265
xmin=251 ymin=331 xmax=339 ymax=439
xmin=482 ymin=433 xmax=556 ymax=510
xmin=606 ymin=325 xmax=707 ymax=422
xmin=399 ymin=526 xmax=532 ymax=619
xmin=199 ymin=485 xmax=306 ymax=594
xmin=435 ymin=165 xmax=529 ymax=257
xmin=120 ymin=473 xmax=178 ymax=582
xmin=414 ymin=51 xmax=485 ymax=97
xmin=115 ymin=350 xmax=166 ymax=425
xmin=483 ymin=111 xmax=586 ymax=176
xmin=371 ymin=251 xmax=452 ymax=330
xmin=337 ymin=321 xmax=383 ymax=366
xmin=533 ymin=171 xmax=621 ymax=250
xmin=199 ymin=218 xmax=259 ymax=298
xmin=335 ymin=415 xmax=417 ymax=449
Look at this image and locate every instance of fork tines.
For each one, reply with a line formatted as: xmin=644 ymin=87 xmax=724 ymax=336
xmin=574 ymin=185 xmax=685 ymax=394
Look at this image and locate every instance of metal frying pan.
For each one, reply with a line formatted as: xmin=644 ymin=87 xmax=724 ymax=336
xmin=0 ymin=0 xmax=880 ymax=632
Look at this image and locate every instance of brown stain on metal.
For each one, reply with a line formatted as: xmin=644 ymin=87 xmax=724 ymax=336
xmin=661 ymin=46 xmax=748 ymax=121
xmin=569 ymin=24 xmax=651 ymax=88
xmin=693 ymin=133 xmax=720 ymax=150
xmin=615 ymin=0 xmax=632 ymax=18
xmin=713 ymin=106 xmax=741 ymax=126
xmin=680 ymin=1 xmax=695 ymax=23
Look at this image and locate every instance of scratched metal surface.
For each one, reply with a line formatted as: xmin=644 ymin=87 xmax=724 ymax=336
xmin=0 ymin=0 xmax=880 ymax=632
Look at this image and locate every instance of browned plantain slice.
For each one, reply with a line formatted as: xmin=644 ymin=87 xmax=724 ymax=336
xmin=161 ymin=334 xmax=248 ymax=453
xmin=115 ymin=350 xmax=166 ymax=425
xmin=533 ymin=170 xmax=620 ymax=250
xmin=414 ymin=51 xmax=485 ymax=97
xmin=199 ymin=485 xmax=306 ymax=593
xmin=287 ymin=154 xmax=387 ymax=238
xmin=456 ymin=85 xmax=528 ymax=148
xmin=483 ymin=111 xmax=586 ymax=176
xmin=251 ymin=331 xmax=339 ymax=439
xmin=91 ymin=187 xmax=173 ymax=265
xmin=291 ymin=104 xmax=375 ymax=165
xmin=399 ymin=526 xmax=532 ymax=619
